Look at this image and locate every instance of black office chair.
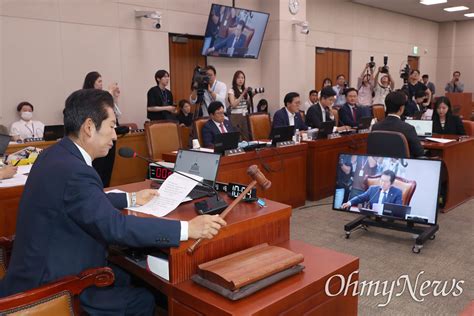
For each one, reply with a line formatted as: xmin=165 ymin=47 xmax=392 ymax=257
xmin=367 ymin=130 xmax=410 ymax=158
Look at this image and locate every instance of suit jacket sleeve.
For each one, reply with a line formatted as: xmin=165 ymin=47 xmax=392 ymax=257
xmin=106 ymin=193 xmax=128 ymax=209
xmin=406 ymin=125 xmax=425 ymax=157
xmin=394 ymin=189 xmax=403 ymax=205
xmin=339 ymin=107 xmax=355 ymax=127
xmin=349 ymin=187 xmax=374 ymax=206
xmin=305 ymin=106 xmax=321 ymax=128
xmin=454 ymin=116 xmax=466 ymax=135
xmin=63 ymin=167 xmax=181 ymax=248
xmin=272 ymin=110 xmax=286 ymax=128
xmin=202 ymin=122 xmax=214 ymax=147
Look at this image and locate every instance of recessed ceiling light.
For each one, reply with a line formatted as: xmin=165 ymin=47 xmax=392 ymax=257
xmin=465 ymin=13 xmax=474 ymax=17
xmin=444 ymin=6 xmax=469 ymax=12
xmin=420 ymin=0 xmax=447 ymax=5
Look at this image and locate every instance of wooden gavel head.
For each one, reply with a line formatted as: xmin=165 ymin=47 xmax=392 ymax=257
xmin=247 ymin=165 xmax=271 ymax=190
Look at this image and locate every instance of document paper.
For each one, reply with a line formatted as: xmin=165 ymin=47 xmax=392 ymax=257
xmin=127 ymin=172 xmax=202 ymax=217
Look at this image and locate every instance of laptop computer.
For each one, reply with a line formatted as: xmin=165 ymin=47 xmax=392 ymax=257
xmin=43 ymin=125 xmax=65 ymax=141
xmin=173 ymin=149 xmax=221 ymax=200
xmin=0 ymin=134 xmax=11 ymax=157
xmin=356 ymin=116 xmax=373 ymax=130
xmin=316 ymin=121 xmax=336 ymax=139
xmin=405 ymin=119 xmax=433 ymax=138
xmin=382 ymin=202 xmax=411 ymax=219
xmin=214 ymin=132 xmax=240 ymax=154
xmin=269 ymin=126 xmax=295 ymax=145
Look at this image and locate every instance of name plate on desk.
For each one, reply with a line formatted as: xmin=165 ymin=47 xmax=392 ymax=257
xmin=224 ymin=148 xmax=244 ymax=156
xmin=276 ymin=140 xmax=295 ymax=147
xmin=357 ymin=128 xmax=370 ymax=134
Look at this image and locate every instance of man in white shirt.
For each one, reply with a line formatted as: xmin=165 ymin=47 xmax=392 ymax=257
xmin=302 ymin=90 xmax=318 ymax=114
xmin=10 ymin=101 xmax=45 ymax=141
xmin=333 ymin=74 xmax=347 ymax=107
xmin=190 ymin=65 xmax=227 ymax=117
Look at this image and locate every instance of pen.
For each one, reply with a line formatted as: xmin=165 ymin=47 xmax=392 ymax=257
xmin=13 ymin=159 xmax=21 ymax=166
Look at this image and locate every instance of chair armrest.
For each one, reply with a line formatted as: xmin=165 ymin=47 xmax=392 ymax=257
xmin=0 ymin=267 xmax=114 ymax=311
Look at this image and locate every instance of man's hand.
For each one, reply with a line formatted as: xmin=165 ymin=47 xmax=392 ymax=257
xmin=188 ymin=215 xmax=227 ymax=240
xmin=0 ymin=165 xmax=18 ymax=180
xmin=341 ymin=202 xmax=351 ymax=209
xmin=135 ymin=189 xmax=159 ymax=206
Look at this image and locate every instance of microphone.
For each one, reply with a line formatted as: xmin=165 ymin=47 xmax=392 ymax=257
xmin=118 ymin=147 xmax=228 ymax=215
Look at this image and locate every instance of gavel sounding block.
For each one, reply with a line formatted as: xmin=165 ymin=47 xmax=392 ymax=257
xmin=193 ymin=243 xmax=304 ymax=299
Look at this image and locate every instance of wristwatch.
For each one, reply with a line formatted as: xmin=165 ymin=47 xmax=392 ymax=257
xmin=130 ymin=192 xmax=137 ymax=207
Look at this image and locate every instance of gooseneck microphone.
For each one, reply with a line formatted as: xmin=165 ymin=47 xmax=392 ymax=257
xmin=118 ymin=147 xmax=228 ymax=214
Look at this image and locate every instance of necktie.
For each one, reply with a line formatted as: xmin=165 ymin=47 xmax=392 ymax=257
xmin=352 ymin=107 xmax=357 ymax=122
xmin=219 ymin=123 xmax=226 ymax=133
xmin=382 ymin=192 xmax=387 ymax=204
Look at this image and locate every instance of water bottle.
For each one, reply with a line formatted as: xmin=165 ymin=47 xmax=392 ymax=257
xmin=294 ymin=129 xmax=300 ymax=143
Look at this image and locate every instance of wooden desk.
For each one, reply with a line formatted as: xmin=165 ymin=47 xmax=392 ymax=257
xmin=422 ymin=136 xmax=474 ymax=212
xmin=172 ymin=240 xmax=359 ymax=316
xmin=163 ymin=144 xmax=308 ymax=208
xmin=107 ymin=181 xmax=358 ymax=315
xmin=5 ymin=140 xmax=56 ymax=154
xmin=305 ymin=133 xmax=368 ymax=201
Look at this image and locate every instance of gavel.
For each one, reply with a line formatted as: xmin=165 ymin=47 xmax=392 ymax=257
xmin=187 ymin=165 xmax=271 ymax=254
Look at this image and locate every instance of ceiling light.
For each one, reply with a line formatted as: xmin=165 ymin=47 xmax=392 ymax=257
xmin=444 ymin=6 xmax=469 ymax=12
xmin=464 ymin=13 xmax=474 ymax=17
xmin=420 ymin=0 xmax=447 ymax=5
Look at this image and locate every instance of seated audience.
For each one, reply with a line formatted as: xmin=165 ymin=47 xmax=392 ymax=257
xmin=227 ymin=70 xmax=251 ymax=140
xmin=332 ymin=74 xmax=347 ymax=107
xmin=445 ymin=71 xmax=464 ymax=93
xmin=202 ymin=101 xmax=235 ymax=147
xmin=10 ymin=101 xmax=45 ymax=141
xmin=404 ymin=90 xmax=426 ymax=118
xmin=302 ymin=90 xmax=318 ymax=114
xmin=147 ymin=69 xmax=176 ymax=121
xmin=177 ymin=99 xmax=193 ymax=127
xmin=432 ymin=96 xmax=466 ymax=135
xmin=373 ymin=68 xmax=394 ymax=107
xmin=371 ymin=91 xmax=425 ymax=157
xmin=0 ymin=164 xmax=17 ymax=180
xmin=338 ymin=88 xmax=371 ymax=128
xmin=256 ymin=99 xmax=269 ymax=113
xmin=357 ymin=63 xmax=374 ymax=107
xmin=341 ymin=170 xmax=402 ymax=209
xmin=0 ymin=89 xmax=226 ymax=315
xmin=272 ymin=92 xmax=308 ymax=131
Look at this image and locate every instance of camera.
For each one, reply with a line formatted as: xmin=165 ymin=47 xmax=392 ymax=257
xmin=400 ymin=63 xmax=410 ymax=82
xmin=135 ymin=10 xmax=161 ymax=29
xmin=380 ymin=55 xmax=389 ymax=74
xmin=247 ymin=87 xmax=265 ymax=97
xmin=191 ymin=66 xmax=210 ymax=92
xmin=154 ymin=22 xmax=161 ymax=29
xmin=368 ymin=56 xmax=375 ymax=69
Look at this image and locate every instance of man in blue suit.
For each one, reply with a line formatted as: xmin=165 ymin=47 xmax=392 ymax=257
xmin=341 ymin=170 xmax=403 ymax=209
xmin=207 ymin=21 xmax=247 ymax=55
xmin=338 ymin=88 xmax=372 ymax=127
xmin=272 ymin=92 xmax=308 ymax=131
xmin=202 ymin=101 xmax=235 ymax=148
xmin=0 ymin=89 xmax=226 ymax=315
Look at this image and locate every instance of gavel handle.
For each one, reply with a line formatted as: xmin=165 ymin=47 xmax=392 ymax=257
xmin=187 ymin=180 xmax=258 ymax=254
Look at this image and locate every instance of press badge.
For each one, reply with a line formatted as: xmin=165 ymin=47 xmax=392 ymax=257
xmin=359 ymin=170 xmax=364 ymax=177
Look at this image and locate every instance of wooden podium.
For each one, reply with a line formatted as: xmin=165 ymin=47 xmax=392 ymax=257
xmin=445 ymin=92 xmax=472 ymax=119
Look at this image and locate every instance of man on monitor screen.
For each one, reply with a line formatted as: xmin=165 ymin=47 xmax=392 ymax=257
xmin=207 ymin=21 xmax=247 ymax=56
xmin=341 ymin=170 xmax=402 ymax=209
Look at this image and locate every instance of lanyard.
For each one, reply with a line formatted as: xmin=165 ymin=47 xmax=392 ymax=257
xmin=24 ymin=122 xmax=35 ymax=138
xmin=160 ymin=88 xmax=168 ymax=105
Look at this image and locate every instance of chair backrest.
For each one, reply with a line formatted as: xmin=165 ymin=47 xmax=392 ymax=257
xmin=367 ymin=131 xmax=410 ymax=158
xmin=366 ymin=175 xmax=417 ymax=205
xmin=193 ymin=118 xmax=209 ymax=147
xmin=462 ymin=120 xmax=474 ymax=136
xmin=372 ymin=104 xmax=386 ymax=122
xmin=247 ymin=113 xmax=271 ymax=140
xmin=0 ymin=237 xmax=13 ymax=280
xmin=144 ymin=121 xmax=182 ymax=161
xmin=331 ymin=108 xmax=339 ymax=126
xmin=120 ymin=122 xmax=138 ymax=130
xmin=180 ymin=126 xmax=192 ymax=149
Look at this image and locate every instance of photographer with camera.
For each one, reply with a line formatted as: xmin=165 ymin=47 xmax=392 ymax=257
xmin=190 ymin=65 xmax=227 ymax=117
xmin=332 ymin=74 xmax=347 ymax=108
xmin=357 ymin=62 xmax=375 ymax=107
xmin=147 ymin=69 xmax=176 ymax=121
xmin=444 ymin=71 xmax=464 ymax=93
xmin=405 ymin=69 xmax=431 ymax=103
xmin=373 ymin=67 xmax=394 ymax=107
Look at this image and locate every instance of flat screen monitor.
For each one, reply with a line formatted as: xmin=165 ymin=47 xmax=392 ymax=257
xmin=333 ymin=153 xmax=441 ymax=225
xmin=202 ymin=4 xmax=269 ymax=59
xmin=269 ymin=126 xmax=295 ymax=145
xmin=405 ymin=119 xmax=433 ymax=137
xmin=174 ymin=149 xmax=221 ymax=187
xmin=214 ymin=131 xmax=240 ymax=154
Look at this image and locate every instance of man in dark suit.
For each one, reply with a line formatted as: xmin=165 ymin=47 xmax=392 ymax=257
xmin=338 ymin=88 xmax=372 ymax=127
xmin=202 ymin=101 xmax=235 ymax=147
xmin=306 ymin=86 xmax=336 ymax=129
xmin=207 ymin=20 xmax=247 ymax=54
xmin=272 ymin=92 xmax=308 ymax=131
xmin=372 ymin=91 xmax=425 ymax=157
xmin=342 ymin=170 xmax=403 ymax=209
xmin=0 ymin=89 xmax=226 ymax=315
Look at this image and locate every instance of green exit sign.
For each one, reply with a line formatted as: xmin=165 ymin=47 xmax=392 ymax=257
xmin=413 ymin=46 xmax=419 ymax=55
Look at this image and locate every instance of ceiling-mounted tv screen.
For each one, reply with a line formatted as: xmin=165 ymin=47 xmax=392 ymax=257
xmin=202 ymin=4 xmax=269 ymax=59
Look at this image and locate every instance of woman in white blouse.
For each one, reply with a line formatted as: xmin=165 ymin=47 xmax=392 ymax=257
xmin=10 ymin=102 xmax=45 ymax=141
xmin=227 ymin=70 xmax=250 ymax=140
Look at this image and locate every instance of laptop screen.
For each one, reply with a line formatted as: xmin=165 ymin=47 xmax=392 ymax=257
xmin=0 ymin=134 xmax=11 ymax=156
xmin=174 ymin=150 xmax=221 ymax=186
xmin=405 ymin=119 xmax=433 ymax=136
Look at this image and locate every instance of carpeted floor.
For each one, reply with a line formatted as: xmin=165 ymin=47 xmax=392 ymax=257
xmin=290 ymin=197 xmax=473 ymax=316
